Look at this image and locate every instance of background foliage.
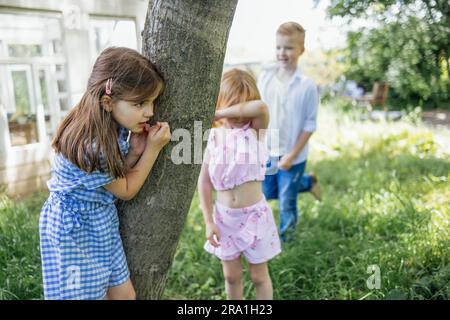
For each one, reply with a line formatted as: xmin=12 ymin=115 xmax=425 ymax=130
xmin=325 ymin=0 xmax=449 ymax=108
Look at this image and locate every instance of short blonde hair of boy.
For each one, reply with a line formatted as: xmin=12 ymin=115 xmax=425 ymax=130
xmin=277 ymin=22 xmax=306 ymax=48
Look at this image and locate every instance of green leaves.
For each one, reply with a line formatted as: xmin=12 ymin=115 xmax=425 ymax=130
xmin=327 ymin=0 xmax=450 ymax=108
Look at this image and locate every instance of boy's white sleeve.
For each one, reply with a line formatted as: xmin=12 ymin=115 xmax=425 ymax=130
xmin=303 ymin=83 xmax=319 ymax=133
xmin=256 ymin=69 xmax=267 ymax=95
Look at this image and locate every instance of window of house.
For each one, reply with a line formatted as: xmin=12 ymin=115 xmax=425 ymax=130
xmin=7 ymin=66 xmax=38 ymax=145
xmin=0 ymin=12 xmax=68 ymax=146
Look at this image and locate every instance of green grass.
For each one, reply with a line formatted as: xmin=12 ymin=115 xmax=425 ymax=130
xmin=0 ymin=191 xmax=47 ymax=299
xmin=1 ymin=102 xmax=449 ymax=299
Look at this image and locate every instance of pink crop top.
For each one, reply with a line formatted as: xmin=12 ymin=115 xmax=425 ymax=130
xmin=205 ymin=122 xmax=268 ymax=191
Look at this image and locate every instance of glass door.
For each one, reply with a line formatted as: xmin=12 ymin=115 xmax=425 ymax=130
xmin=6 ymin=64 xmax=39 ymax=146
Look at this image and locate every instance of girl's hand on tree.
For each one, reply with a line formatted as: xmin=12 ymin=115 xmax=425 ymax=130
xmin=146 ymin=121 xmax=171 ymax=150
xmin=206 ymin=221 xmax=221 ymax=247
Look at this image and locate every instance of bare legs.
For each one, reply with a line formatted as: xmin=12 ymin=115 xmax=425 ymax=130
xmin=222 ymin=258 xmax=244 ymax=299
xmin=222 ymin=257 xmax=273 ymax=300
xmin=249 ymin=261 xmax=273 ymax=300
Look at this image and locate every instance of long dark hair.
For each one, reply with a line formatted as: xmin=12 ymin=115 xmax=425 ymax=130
xmin=52 ymin=47 xmax=164 ymax=178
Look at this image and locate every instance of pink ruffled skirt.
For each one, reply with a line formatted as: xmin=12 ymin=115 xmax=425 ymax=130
xmin=204 ymin=198 xmax=281 ymax=264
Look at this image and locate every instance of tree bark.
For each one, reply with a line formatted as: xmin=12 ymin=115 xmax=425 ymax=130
xmin=118 ymin=0 xmax=238 ymax=299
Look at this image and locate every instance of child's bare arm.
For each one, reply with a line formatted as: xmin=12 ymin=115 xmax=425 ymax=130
xmin=198 ymin=159 xmax=214 ymax=224
xmin=278 ymin=131 xmax=313 ymax=171
xmin=198 ymin=155 xmax=220 ymax=247
xmin=105 ymin=123 xmax=171 ymax=200
xmin=289 ymin=131 xmax=313 ymax=159
xmin=216 ymin=100 xmax=269 ymax=130
xmin=124 ymin=131 xmax=148 ymax=168
xmin=124 ymin=150 xmax=141 ymax=169
xmin=105 ymin=146 xmax=160 ymax=200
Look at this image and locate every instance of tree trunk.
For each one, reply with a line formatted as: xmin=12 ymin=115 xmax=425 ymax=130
xmin=118 ymin=0 xmax=238 ymax=300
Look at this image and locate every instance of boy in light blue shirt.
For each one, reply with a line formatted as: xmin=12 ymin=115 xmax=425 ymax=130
xmin=258 ymin=22 xmax=320 ymax=242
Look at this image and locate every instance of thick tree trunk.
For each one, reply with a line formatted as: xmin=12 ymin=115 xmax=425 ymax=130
xmin=118 ymin=0 xmax=238 ymax=299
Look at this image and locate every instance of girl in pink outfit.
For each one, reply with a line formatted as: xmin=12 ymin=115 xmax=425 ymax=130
xmin=198 ymin=69 xmax=281 ymax=300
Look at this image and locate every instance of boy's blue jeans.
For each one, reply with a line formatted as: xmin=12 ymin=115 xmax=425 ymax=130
xmin=262 ymin=157 xmax=313 ymax=242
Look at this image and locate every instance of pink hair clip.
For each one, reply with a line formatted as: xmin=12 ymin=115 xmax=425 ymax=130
xmin=105 ymin=78 xmax=113 ymax=95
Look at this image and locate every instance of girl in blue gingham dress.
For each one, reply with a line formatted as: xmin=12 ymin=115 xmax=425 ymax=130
xmin=39 ymin=47 xmax=171 ymax=300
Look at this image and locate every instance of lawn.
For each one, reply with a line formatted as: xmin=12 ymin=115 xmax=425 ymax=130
xmin=1 ymin=101 xmax=449 ymax=299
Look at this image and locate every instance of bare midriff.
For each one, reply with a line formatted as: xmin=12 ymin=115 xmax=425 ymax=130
xmin=216 ymin=180 xmax=264 ymax=209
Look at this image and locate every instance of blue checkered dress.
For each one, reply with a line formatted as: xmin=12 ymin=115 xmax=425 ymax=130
xmin=39 ymin=127 xmax=131 ymax=300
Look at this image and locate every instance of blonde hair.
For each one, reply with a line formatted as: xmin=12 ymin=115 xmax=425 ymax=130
xmin=214 ymin=68 xmax=261 ymax=127
xmin=277 ymin=22 xmax=306 ymax=48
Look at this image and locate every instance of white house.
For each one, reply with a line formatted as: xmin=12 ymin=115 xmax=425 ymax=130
xmin=0 ymin=0 xmax=147 ymax=196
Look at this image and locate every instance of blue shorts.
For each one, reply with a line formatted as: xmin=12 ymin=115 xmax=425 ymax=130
xmin=39 ymin=193 xmax=129 ymax=300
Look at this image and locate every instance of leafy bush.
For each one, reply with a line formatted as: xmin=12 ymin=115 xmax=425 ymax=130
xmin=328 ymin=0 xmax=450 ymax=109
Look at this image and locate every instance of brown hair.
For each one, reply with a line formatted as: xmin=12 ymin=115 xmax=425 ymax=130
xmin=215 ymin=69 xmax=261 ymax=127
xmin=277 ymin=22 xmax=306 ymax=48
xmin=52 ymin=47 xmax=164 ymax=178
